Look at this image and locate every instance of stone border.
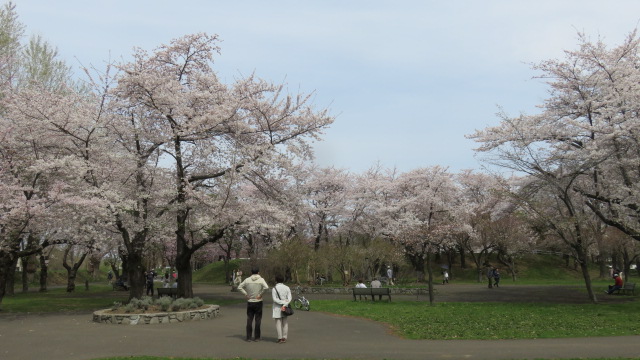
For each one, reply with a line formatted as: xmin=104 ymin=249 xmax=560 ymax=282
xmin=93 ymin=304 xmax=220 ymax=325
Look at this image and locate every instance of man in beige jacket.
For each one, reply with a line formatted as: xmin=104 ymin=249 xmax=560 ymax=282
xmin=238 ymin=267 xmax=269 ymax=341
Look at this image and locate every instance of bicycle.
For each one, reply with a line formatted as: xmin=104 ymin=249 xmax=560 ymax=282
xmin=292 ymin=285 xmax=311 ymax=311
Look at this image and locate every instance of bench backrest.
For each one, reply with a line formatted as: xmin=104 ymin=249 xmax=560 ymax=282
xmin=370 ymin=288 xmax=391 ymax=295
xmin=352 ymin=287 xmax=390 ymax=295
xmin=157 ymin=288 xmax=177 ymax=296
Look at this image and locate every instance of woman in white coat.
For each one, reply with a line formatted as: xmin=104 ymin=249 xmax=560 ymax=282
xmin=271 ymin=274 xmax=292 ymax=343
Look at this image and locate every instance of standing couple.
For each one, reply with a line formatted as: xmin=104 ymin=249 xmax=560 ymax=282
xmin=237 ymin=268 xmax=292 ymax=343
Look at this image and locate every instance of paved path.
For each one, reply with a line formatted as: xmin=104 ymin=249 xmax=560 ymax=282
xmin=0 ymin=284 xmax=639 ymax=360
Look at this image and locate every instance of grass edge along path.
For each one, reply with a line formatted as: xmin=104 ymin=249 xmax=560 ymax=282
xmin=93 ymin=357 xmax=640 ymax=360
xmin=313 ymin=300 xmax=640 ymax=340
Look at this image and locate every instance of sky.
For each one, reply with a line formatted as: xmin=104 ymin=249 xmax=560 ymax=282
xmin=12 ymin=1 xmax=640 ymax=174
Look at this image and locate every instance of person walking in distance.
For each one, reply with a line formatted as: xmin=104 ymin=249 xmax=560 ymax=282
xmin=145 ymin=270 xmax=155 ymax=296
xmin=238 ymin=268 xmax=269 ymax=342
xmin=272 ymin=274 xmax=292 ymax=343
xmin=493 ymin=268 xmax=501 ymax=288
xmin=442 ymin=270 xmax=449 ymax=284
xmin=486 ymin=265 xmax=494 ymax=289
xmin=386 ymin=266 xmax=394 ymax=285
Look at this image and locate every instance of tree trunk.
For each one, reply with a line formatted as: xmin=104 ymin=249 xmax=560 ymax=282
xmin=458 ymin=246 xmax=467 ymax=268
xmin=21 ymin=256 xmax=29 ymax=293
xmin=87 ymin=255 xmax=101 ymax=280
xmin=62 ymin=247 xmax=88 ymax=293
xmin=126 ymin=252 xmax=145 ymax=300
xmin=596 ymin=254 xmax=609 ymax=279
xmin=66 ymin=269 xmax=78 ymax=292
xmin=0 ymin=251 xmax=17 ymax=307
xmin=176 ymin=250 xmax=193 ymax=298
xmin=497 ymin=252 xmax=517 ymax=282
xmin=622 ymin=250 xmax=632 ymax=283
xmin=446 ymin=250 xmax=454 ymax=279
xmin=38 ymin=253 xmax=48 ymax=292
xmin=6 ymin=256 xmax=18 ymax=296
xmin=577 ymin=250 xmax=597 ymax=304
xmin=109 ymin=263 xmax=120 ymax=280
xmin=407 ymin=254 xmax=426 ymax=282
xmin=426 ymin=251 xmax=434 ymax=305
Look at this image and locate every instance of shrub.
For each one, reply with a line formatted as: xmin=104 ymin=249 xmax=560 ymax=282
xmin=128 ymin=297 xmax=152 ymax=311
xmin=123 ymin=303 xmax=137 ymax=313
xmin=156 ymin=296 xmax=172 ymax=311
xmin=111 ymin=301 xmax=122 ymax=311
xmin=111 ymin=296 xmax=206 ymax=312
xmin=171 ymin=298 xmax=188 ymax=312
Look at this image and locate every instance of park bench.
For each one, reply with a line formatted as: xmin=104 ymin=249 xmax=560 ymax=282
xmin=157 ymin=287 xmax=178 ymax=299
xmin=351 ymin=287 xmax=391 ymax=302
xmin=614 ymin=282 xmax=635 ymax=295
xmin=112 ymin=281 xmax=128 ymax=291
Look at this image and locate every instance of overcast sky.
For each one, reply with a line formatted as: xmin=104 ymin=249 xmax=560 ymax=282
xmin=13 ymin=1 xmax=640 ymax=173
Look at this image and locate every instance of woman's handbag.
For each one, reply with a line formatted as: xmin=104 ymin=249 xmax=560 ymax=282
xmin=282 ymin=304 xmax=294 ymax=316
xmin=275 ymin=286 xmax=294 ymax=316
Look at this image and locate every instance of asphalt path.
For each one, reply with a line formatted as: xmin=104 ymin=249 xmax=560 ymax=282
xmin=0 ymin=283 xmax=638 ymax=360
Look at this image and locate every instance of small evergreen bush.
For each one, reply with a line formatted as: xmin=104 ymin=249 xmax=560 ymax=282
xmin=111 ymin=301 xmax=122 ymax=311
xmin=157 ymin=296 xmax=172 ymax=311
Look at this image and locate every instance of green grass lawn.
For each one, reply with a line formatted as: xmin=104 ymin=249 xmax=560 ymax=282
xmin=312 ymin=299 xmax=640 ymax=340
xmin=93 ymin=357 xmax=640 ymax=360
xmin=3 ymin=284 xmax=638 ymax=341
xmin=0 ymin=284 xmax=244 ymax=312
xmin=1 ymin=285 xmax=129 ymax=312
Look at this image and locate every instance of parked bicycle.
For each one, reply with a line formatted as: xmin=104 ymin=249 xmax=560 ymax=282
xmin=293 ymin=285 xmax=311 ymax=311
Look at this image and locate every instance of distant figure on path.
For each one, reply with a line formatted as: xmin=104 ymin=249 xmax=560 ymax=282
xmin=493 ymin=268 xmax=501 ymax=288
xmin=386 ymin=266 xmax=394 ymax=285
xmin=442 ymin=270 xmax=449 ymax=284
xmin=486 ymin=266 xmax=494 ymax=288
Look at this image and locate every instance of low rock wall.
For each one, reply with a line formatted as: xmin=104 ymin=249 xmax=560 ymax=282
xmin=93 ymin=304 xmax=220 ymax=325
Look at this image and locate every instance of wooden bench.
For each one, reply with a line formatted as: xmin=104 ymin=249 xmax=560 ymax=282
xmin=157 ymin=287 xmax=178 ymax=299
xmin=614 ymin=282 xmax=635 ymax=295
xmin=112 ymin=281 xmax=128 ymax=291
xmin=352 ymin=287 xmax=391 ymax=302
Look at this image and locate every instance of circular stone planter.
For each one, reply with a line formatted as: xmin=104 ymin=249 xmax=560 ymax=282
xmin=93 ymin=304 xmax=220 ymax=325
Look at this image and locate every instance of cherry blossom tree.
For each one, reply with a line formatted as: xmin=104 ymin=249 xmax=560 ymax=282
xmin=298 ymin=166 xmax=349 ymax=251
xmin=111 ymin=33 xmax=333 ymax=297
xmin=380 ymin=166 xmax=458 ymax=302
xmin=469 ymin=30 xmax=640 ymax=243
xmin=467 ymin=30 xmax=640 ymax=302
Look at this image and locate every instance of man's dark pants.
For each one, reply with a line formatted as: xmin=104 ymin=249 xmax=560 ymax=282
xmin=246 ymin=301 xmax=263 ymax=340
